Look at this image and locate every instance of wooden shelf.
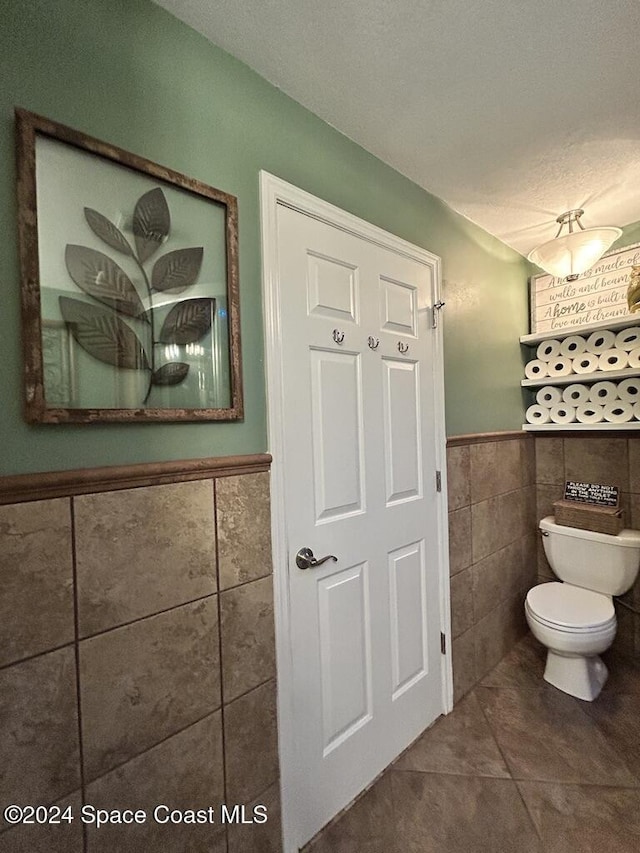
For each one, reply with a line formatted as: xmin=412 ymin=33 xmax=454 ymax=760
xmin=523 ymin=422 xmax=640 ymax=432
xmin=520 ymin=317 xmax=640 ymax=346
xmin=522 ymin=367 xmax=640 ymax=388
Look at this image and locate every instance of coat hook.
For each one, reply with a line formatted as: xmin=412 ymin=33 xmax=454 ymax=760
xmin=332 ymin=329 xmax=345 ymax=344
xmin=397 ymin=341 xmax=409 ymax=354
xmin=368 ymin=336 xmax=380 ymax=350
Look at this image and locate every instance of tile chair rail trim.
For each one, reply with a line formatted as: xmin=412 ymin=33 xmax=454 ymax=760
xmin=0 ymin=453 xmax=272 ymax=505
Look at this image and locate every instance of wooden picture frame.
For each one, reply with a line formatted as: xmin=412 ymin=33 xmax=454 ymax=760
xmin=15 ymin=107 xmax=243 ymax=423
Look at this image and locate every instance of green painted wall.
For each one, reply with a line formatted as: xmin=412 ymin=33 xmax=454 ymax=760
xmin=0 ymin=0 xmax=529 ymax=475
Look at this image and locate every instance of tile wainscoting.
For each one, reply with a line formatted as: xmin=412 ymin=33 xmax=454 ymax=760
xmin=0 ymin=455 xmax=281 ymax=853
xmin=4 ymin=434 xmax=639 ymax=851
xmin=447 ymin=432 xmax=537 ymax=701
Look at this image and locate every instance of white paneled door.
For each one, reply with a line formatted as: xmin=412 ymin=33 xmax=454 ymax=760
xmin=261 ymin=176 xmax=450 ymax=852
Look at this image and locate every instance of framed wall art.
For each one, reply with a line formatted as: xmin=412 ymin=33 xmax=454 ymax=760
xmin=15 ymin=107 xmax=243 ymax=423
xmin=529 ymin=241 xmax=640 ymax=336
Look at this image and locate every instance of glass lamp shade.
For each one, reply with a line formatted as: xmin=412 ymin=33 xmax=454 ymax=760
xmin=528 ymin=226 xmax=622 ymax=280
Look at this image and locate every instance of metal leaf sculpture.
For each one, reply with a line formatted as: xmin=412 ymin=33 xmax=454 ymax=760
xmin=59 ymin=297 xmax=149 ymax=369
xmin=65 ymin=245 xmax=145 ymax=317
xmin=152 ymin=362 xmax=190 ymax=386
xmin=133 ymin=187 xmax=170 ymax=263
xmin=61 ymin=186 xmax=212 ymax=405
xmin=84 ymin=208 xmax=132 ymax=256
xmin=627 ymin=265 xmax=640 ymax=313
xmin=159 ymin=298 xmax=215 ymax=345
xmin=151 ymin=247 xmax=204 ymax=293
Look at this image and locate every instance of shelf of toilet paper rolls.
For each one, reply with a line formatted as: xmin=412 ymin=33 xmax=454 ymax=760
xmin=524 ymin=327 xmax=640 ymax=384
xmin=525 ymin=377 xmax=640 ymax=426
xmin=522 ymin=367 xmax=640 ymax=388
xmin=523 ymin=328 xmax=640 ymax=429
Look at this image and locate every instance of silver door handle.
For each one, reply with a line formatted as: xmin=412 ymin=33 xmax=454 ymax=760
xmin=296 ymin=547 xmax=338 ymax=570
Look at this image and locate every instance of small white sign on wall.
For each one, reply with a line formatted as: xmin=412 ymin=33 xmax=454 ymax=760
xmin=530 ymin=242 xmax=640 ymax=335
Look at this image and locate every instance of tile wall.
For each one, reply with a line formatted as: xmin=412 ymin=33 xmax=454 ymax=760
xmin=0 ymin=471 xmax=281 ymax=853
xmin=447 ymin=435 xmax=537 ymax=701
xmin=535 ymin=435 xmax=640 ymax=658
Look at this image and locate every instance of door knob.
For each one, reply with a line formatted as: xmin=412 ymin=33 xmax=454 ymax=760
xmin=295 ymin=547 xmax=338 ymax=570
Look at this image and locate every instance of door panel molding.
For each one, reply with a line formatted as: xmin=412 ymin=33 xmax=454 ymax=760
xmin=260 ymin=171 xmax=452 ymax=853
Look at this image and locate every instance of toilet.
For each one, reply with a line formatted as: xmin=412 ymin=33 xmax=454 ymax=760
xmin=525 ymin=516 xmax=640 ymax=701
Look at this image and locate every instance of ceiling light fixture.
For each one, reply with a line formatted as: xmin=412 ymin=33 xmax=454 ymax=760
xmin=527 ymin=209 xmax=622 ymax=281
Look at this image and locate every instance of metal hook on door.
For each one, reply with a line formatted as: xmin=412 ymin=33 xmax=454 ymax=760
xmin=368 ymin=336 xmax=380 ymax=350
xmin=397 ymin=341 xmax=409 ymax=354
xmin=333 ymin=329 xmax=345 ymax=344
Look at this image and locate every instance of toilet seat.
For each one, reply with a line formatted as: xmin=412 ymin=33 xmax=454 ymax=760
xmin=526 ymin=582 xmax=615 ymax=632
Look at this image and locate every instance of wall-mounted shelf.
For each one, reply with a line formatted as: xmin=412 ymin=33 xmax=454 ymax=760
xmin=520 ymin=317 xmax=640 ymax=346
xmin=523 ymin=422 xmax=640 ymax=432
xmin=522 ymin=318 xmax=640 ymax=431
xmin=522 ymin=367 xmax=640 ymax=388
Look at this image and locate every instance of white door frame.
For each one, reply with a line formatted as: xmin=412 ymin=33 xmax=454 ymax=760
xmin=259 ymin=171 xmax=452 ymax=852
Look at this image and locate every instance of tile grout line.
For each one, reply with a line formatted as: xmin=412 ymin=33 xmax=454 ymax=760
xmin=71 ymin=570 xmax=273 ymax=647
xmin=70 ymin=496 xmax=89 ymax=853
xmin=473 ymin=684 xmax=545 ymax=846
xmin=212 ymin=479 xmax=229 ymax=853
xmin=83 ymin=707 xmax=223 ymax=788
xmin=0 ymin=639 xmax=76 ymax=674
xmin=78 ymin=592 xmax=218 ymax=642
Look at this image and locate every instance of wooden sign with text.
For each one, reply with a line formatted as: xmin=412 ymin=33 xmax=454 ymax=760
xmin=530 ymin=242 xmax=640 ymax=335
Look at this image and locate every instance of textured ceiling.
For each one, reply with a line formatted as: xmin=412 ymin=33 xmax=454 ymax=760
xmin=154 ymin=0 xmax=640 ymax=256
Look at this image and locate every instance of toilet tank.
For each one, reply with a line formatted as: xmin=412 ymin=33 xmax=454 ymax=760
xmin=540 ymin=516 xmax=640 ymax=595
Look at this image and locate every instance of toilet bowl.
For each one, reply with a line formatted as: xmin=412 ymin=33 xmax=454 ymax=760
xmin=525 ymin=582 xmax=616 ymax=700
xmin=527 ymin=517 xmax=640 ymax=701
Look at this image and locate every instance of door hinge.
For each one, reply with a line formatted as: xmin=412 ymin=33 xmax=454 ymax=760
xmin=431 ymin=300 xmax=446 ymax=329
xmin=440 ymin=632 xmax=447 ymax=655
xmin=435 ymin=470 xmax=442 ymax=492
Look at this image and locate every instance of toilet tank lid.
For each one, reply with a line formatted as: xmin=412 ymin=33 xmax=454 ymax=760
xmin=541 ymin=516 xmax=640 ymax=548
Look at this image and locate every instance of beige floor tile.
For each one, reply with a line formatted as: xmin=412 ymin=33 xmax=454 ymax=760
xmin=303 ymin=773 xmax=395 ymax=853
xmin=518 ymin=781 xmax=640 ymax=853
xmin=391 ymin=771 xmax=542 ymax=852
xmin=393 ymin=692 xmax=509 ymax=778
xmin=476 ymin=685 xmax=638 ymax=786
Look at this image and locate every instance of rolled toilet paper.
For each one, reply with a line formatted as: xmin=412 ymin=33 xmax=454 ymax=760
xmin=536 ymin=339 xmax=561 ymax=362
xmin=598 ymin=349 xmax=629 ymax=372
xmin=615 ymin=327 xmax=640 ymax=351
xmin=525 ymin=359 xmax=548 ymax=380
xmin=536 ymin=386 xmax=562 ymax=406
xmin=628 ymin=347 xmax=640 ymax=369
xmin=525 ymin=404 xmax=551 ymax=425
xmin=559 ymin=335 xmax=587 ymax=358
xmin=575 ymin=403 xmax=604 ymax=424
xmin=633 ymin=402 xmax=640 ymax=421
xmin=589 ymin=381 xmax=618 ymax=404
xmin=617 ymin=378 xmax=640 ymax=403
xmin=561 ymin=384 xmax=590 ymax=405
xmin=547 ymin=356 xmax=573 ymax=377
xmin=549 ymin=403 xmax=576 ymax=425
xmin=603 ymin=401 xmax=634 ymax=423
xmin=572 ymin=352 xmax=599 ymax=374
xmin=586 ymin=329 xmax=616 ymax=354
